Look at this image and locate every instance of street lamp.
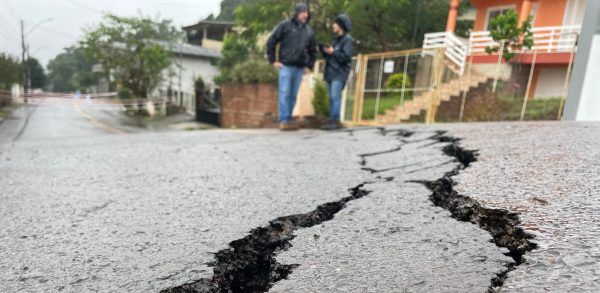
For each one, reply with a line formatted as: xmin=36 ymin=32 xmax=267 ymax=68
xmin=26 ymin=18 xmax=54 ymax=37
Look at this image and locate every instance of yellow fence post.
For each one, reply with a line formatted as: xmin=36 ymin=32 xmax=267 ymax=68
xmin=352 ymin=54 xmax=367 ymax=125
xmin=426 ymin=48 xmax=445 ymax=124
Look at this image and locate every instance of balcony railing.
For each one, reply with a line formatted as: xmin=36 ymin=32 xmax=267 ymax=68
xmin=423 ymin=32 xmax=469 ymax=75
xmin=423 ymin=25 xmax=581 ymax=75
xmin=469 ymin=25 xmax=581 ymax=54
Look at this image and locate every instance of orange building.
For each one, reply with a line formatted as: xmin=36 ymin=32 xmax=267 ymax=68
xmin=426 ymin=0 xmax=585 ymax=98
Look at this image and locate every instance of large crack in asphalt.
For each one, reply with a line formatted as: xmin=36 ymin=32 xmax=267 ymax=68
xmin=411 ymin=132 xmax=538 ymax=292
xmin=161 ymin=183 xmax=377 ymax=293
xmin=162 ymin=128 xmax=536 ymax=293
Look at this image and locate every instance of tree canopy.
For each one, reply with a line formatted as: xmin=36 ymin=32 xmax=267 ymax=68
xmin=0 ymin=54 xmax=22 ymax=90
xmin=485 ymin=10 xmax=534 ymax=62
xmin=80 ymin=14 xmax=180 ymax=98
xmin=47 ymin=47 xmax=97 ymax=92
xmin=25 ymin=57 xmax=47 ymax=89
xmin=233 ymin=0 xmax=473 ymax=52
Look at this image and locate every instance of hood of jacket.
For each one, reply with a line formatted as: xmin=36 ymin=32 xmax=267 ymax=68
xmin=292 ymin=3 xmax=310 ymax=25
xmin=335 ymin=14 xmax=351 ymax=32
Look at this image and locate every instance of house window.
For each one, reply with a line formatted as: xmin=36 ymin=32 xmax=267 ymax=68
xmin=485 ymin=5 xmax=516 ymax=30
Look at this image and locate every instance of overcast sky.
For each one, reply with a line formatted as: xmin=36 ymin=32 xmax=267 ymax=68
xmin=0 ymin=0 xmax=222 ymax=67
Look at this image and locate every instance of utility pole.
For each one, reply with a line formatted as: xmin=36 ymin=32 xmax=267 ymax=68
xmin=20 ymin=20 xmax=28 ymax=101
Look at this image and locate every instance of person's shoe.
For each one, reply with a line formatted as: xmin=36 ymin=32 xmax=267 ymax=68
xmin=280 ymin=122 xmax=299 ymax=131
xmin=329 ymin=121 xmax=342 ymax=130
xmin=321 ymin=120 xmax=341 ymax=131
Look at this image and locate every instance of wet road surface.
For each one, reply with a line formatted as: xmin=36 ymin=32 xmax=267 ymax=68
xmin=0 ymin=104 xmax=598 ymax=292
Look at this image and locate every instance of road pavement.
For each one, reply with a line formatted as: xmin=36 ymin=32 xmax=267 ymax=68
xmin=0 ymin=103 xmax=598 ymax=292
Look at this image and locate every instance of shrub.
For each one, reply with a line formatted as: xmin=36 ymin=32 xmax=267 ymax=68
xmin=386 ymin=73 xmax=411 ymax=90
xmin=312 ymin=79 xmax=329 ymax=117
xmin=229 ymin=58 xmax=278 ymax=84
xmin=118 ymin=88 xmax=132 ymax=99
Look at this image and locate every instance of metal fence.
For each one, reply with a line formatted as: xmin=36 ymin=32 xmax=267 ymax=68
xmin=328 ymin=32 xmax=578 ymax=126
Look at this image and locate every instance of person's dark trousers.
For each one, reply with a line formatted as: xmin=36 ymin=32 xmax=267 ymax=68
xmin=327 ymin=80 xmax=346 ymax=121
xmin=278 ymin=65 xmax=304 ymax=123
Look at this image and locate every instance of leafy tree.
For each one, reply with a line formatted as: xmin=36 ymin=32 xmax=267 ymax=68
xmin=25 ymin=57 xmax=47 ymax=89
xmin=0 ymin=53 xmax=22 ymax=90
xmin=81 ymin=14 xmax=180 ymax=98
xmin=214 ymin=34 xmax=252 ymax=84
xmin=216 ymin=0 xmax=257 ymax=21
xmin=233 ymin=0 xmax=472 ymax=53
xmin=485 ymin=10 xmax=534 ymax=62
xmin=47 ymin=47 xmax=97 ymax=92
xmin=234 ymin=0 xmax=294 ymax=42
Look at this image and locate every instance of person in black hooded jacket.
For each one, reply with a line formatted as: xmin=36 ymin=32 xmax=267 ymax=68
xmin=320 ymin=14 xmax=354 ymax=130
xmin=267 ymin=3 xmax=318 ymax=131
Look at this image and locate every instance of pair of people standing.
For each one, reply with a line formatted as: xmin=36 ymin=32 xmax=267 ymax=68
xmin=267 ymin=3 xmax=354 ymax=131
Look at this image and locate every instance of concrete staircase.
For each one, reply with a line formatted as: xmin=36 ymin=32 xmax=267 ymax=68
xmin=377 ymin=73 xmax=490 ymax=124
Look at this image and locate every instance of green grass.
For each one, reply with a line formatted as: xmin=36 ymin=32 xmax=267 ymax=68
xmin=449 ymin=95 xmax=563 ymax=123
xmin=496 ymin=96 xmax=562 ymax=121
xmin=361 ymin=95 xmax=413 ymax=120
xmin=0 ymin=104 xmax=18 ymax=120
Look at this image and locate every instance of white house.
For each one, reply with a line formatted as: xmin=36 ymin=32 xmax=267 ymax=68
xmin=152 ymin=42 xmax=222 ymax=115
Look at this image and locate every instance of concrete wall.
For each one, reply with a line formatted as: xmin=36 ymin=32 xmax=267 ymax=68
xmin=472 ymin=63 xmax=513 ymax=80
xmin=569 ymin=35 xmax=600 ymax=120
xmin=533 ymin=67 xmax=568 ymax=98
xmin=563 ymin=0 xmax=600 ymax=121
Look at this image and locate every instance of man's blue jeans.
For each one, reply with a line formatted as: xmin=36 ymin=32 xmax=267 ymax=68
xmin=328 ymin=80 xmax=346 ymax=121
xmin=278 ymin=65 xmax=304 ymax=123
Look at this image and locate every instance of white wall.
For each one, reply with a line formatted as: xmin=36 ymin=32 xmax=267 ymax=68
xmin=563 ymin=0 xmax=600 ymax=121
xmin=533 ymin=67 xmax=568 ymax=98
xmin=573 ymin=35 xmax=600 ymax=120
xmin=153 ymin=55 xmax=219 ymax=115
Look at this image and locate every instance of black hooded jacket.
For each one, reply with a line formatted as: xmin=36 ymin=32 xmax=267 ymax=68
xmin=266 ymin=4 xmax=318 ymax=69
xmin=323 ymin=14 xmax=354 ymax=82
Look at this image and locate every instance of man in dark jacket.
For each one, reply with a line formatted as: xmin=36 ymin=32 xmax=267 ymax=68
xmin=267 ymin=3 xmax=318 ymax=131
xmin=321 ymin=14 xmax=354 ymax=130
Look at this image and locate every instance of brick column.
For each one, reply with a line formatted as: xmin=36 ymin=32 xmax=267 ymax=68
xmin=445 ymin=0 xmax=461 ymax=32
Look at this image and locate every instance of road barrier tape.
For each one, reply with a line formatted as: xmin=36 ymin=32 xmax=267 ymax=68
xmin=1 ymin=94 xmax=181 ymax=111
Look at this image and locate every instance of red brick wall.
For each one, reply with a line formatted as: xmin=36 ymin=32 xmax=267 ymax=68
xmin=221 ymin=83 xmax=279 ymax=128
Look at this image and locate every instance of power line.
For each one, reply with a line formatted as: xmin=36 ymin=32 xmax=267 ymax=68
xmin=36 ymin=26 xmax=80 ymax=40
xmin=144 ymin=1 xmax=216 ymax=8
xmin=0 ymin=23 xmax=20 ymax=42
xmin=65 ymin=0 xmax=104 ymax=15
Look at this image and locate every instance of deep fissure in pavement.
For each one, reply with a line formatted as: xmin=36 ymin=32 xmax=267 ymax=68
xmin=161 ymin=183 xmax=374 ymax=293
xmin=414 ymin=132 xmax=538 ymax=292
xmin=162 ymin=128 xmax=535 ymax=292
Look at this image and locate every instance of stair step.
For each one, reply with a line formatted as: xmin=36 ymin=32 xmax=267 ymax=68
xmin=376 ymin=71 xmax=493 ymax=124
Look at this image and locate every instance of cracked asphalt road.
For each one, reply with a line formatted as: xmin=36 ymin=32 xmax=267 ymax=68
xmin=1 ymin=104 xmax=598 ymax=292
